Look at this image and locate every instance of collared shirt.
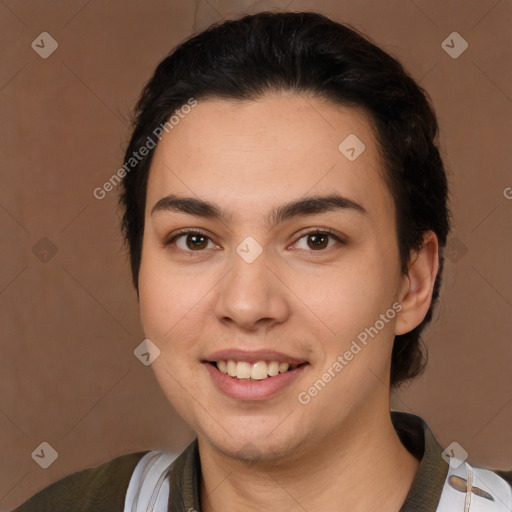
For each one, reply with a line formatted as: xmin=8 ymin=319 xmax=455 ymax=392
xmin=12 ymin=412 xmax=512 ymax=512
xmin=128 ymin=412 xmax=512 ymax=511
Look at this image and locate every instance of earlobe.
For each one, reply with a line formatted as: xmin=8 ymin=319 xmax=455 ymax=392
xmin=394 ymin=231 xmax=439 ymax=336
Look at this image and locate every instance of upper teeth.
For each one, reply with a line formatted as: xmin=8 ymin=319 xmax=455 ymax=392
xmin=216 ymin=360 xmax=299 ymax=380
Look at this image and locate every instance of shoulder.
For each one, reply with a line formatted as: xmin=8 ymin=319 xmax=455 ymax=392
xmin=390 ymin=411 xmax=512 ymax=511
xmin=11 ymin=450 xmax=151 ymax=512
xmin=437 ymin=462 xmax=512 ymax=511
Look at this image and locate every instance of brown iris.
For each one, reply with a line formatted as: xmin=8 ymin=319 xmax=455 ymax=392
xmin=307 ymin=233 xmax=329 ymax=250
xmin=186 ymin=234 xmax=209 ymax=250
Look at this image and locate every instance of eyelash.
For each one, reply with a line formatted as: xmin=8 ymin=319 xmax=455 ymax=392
xmin=163 ymin=228 xmax=347 ymax=254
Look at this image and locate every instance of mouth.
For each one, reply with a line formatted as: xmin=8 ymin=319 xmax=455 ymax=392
xmin=206 ymin=360 xmax=307 ymax=381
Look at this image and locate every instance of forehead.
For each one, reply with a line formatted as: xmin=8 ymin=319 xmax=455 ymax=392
xmin=146 ymin=92 xmax=394 ymax=227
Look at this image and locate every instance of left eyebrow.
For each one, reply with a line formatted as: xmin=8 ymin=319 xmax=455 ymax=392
xmin=269 ymin=194 xmax=368 ymax=227
xmin=151 ymin=193 xmax=368 ymax=228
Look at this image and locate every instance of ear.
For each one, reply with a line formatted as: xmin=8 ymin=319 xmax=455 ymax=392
xmin=395 ymin=231 xmax=440 ymax=336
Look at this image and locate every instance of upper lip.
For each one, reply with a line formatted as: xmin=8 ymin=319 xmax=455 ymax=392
xmin=203 ymin=349 xmax=308 ymax=365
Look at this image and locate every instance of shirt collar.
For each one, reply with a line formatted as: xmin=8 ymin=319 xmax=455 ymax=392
xmin=392 ymin=411 xmax=448 ymax=511
xmin=168 ymin=411 xmax=448 ymax=511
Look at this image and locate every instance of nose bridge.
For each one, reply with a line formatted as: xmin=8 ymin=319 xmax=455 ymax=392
xmin=214 ymin=241 xmax=290 ymax=328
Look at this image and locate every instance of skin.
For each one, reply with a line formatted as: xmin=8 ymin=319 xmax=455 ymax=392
xmin=138 ymin=91 xmax=439 ymax=511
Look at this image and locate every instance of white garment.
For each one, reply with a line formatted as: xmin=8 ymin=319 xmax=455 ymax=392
xmin=123 ymin=450 xmax=512 ymax=512
xmin=437 ymin=458 xmax=511 ymax=511
xmin=124 ymin=450 xmax=177 ymax=512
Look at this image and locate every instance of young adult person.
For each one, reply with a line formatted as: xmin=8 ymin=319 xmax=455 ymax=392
xmin=12 ymin=10 xmax=511 ymax=512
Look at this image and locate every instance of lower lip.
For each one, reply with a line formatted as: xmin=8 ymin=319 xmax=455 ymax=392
xmin=203 ymin=362 xmax=308 ymax=401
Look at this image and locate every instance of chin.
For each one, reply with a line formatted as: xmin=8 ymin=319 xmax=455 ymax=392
xmin=197 ymin=417 xmax=310 ymax=466
xmin=212 ymin=436 xmax=297 ymax=465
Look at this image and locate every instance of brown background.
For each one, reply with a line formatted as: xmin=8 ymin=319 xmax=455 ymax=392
xmin=1 ymin=0 xmax=511 ymax=509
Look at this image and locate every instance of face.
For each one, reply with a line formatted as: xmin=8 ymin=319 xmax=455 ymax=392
xmin=138 ymin=92 xmax=408 ymax=463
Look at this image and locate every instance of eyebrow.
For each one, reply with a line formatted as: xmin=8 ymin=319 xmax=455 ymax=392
xmin=151 ymin=193 xmax=368 ymax=227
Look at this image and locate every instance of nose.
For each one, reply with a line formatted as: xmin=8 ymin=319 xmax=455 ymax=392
xmin=213 ymin=248 xmax=291 ymax=332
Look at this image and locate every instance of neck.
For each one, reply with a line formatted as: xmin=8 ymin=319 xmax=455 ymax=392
xmin=198 ymin=405 xmax=420 ymax=512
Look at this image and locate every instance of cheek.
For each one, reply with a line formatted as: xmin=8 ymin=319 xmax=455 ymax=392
xmin=138 ymin=244 xmax=185 ymax=340
xmin=286 ymin=245 xmax=397 ymax=344
xmin=137 ymin=252 xmax=205 ymax=416
xmin=138 ymin=245 xmax=214 ymax=348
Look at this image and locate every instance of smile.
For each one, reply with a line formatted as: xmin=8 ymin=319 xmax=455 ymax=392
xmin=204 ymin=360 xmax=309 ymax=400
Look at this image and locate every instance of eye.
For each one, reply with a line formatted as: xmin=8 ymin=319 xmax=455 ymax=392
xmin=292 ymin=229 xmax=345 ymax=251
xmin=164 ymin=228 xmax=346 ymax=254
xmin=166 ymin=230 xmax=220 ymax=252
